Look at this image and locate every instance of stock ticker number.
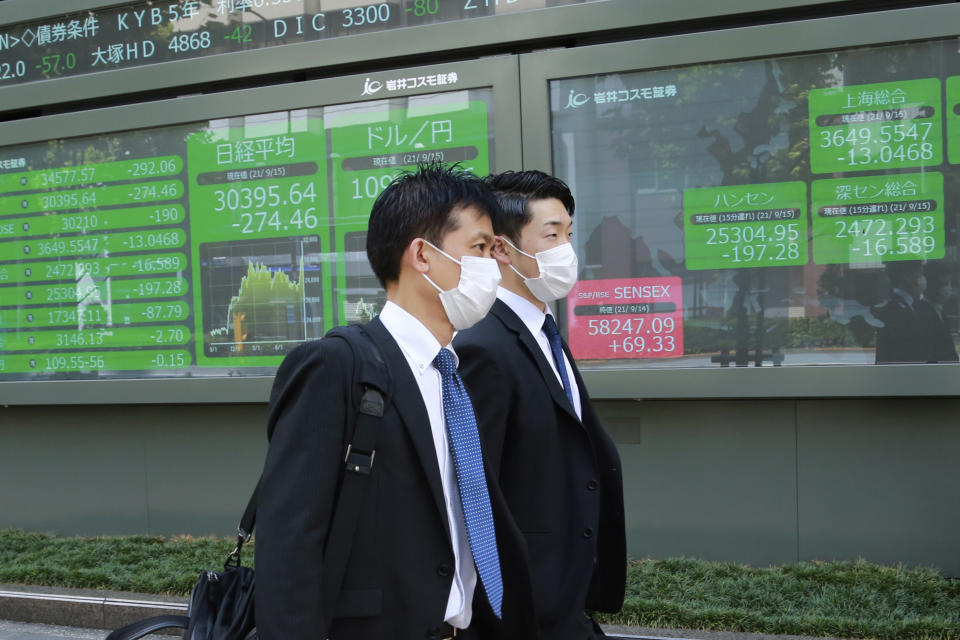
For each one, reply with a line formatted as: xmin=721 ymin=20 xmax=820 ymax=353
xmin=587 ymin=316 xmax=678 ymax=355
xmin=705 ymin=222 xmax=801 ymax=264
xmin=213 ymin=183 xmax=320 ymax=234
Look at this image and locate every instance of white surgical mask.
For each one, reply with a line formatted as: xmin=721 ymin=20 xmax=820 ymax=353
xmin=421 ymin=240 xmax=501 ymax=330
xmin=501 ymin=237 xmax=579 ymax=303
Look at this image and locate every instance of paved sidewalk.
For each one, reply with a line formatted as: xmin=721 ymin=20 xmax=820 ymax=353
xmin=0 ymin=620 xmax=110 ymax=640
xmin=0 ymin=620 xmax=849 ymax=640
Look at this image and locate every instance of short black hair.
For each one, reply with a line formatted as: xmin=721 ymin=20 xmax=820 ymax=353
xmin=924 ymin=260 xmax=952 ymax=285
xmin=885 ymin=260 xmax=924 ymax=287
xmin=484 ymin=170 xmax=575 ymax=242
xmin=367 ymin=164 xmax=499 ymax=286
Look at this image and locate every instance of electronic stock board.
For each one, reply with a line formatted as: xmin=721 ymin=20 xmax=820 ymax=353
xmin=0 ymin=72 xmax=496 ymax=382
xmin=0 ymin=0 xmax=608 ymax=94
xmin=540 ymin=17 xmax=960 ymax=371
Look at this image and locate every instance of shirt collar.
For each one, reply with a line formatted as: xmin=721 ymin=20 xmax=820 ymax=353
xmin=379 ymin=300 xmax=457 ymax=373
xmin=496 ymin=286 xmax=552 ymax=337
xmin=892 ymin=287 xmax=916 ymax=308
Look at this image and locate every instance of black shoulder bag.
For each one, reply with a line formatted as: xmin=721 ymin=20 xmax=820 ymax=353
xmin=106 ymin=324 xmax=389 ymax=640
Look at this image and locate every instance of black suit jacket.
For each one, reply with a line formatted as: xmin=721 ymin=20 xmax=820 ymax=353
xmin=874 ymin=293 xmax=959 ymax=364
xmin=454 ymin=299 xmax=626 ymax=640
xmin=255 ymin=317 xmax=538 ymax=640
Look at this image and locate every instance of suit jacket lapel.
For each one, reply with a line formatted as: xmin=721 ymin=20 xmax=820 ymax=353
xmin=491 ymin=299 xmax=580 ymax=423
xmin=562 ymin=338 xmax=588 ymax=411
xmin=364 ymin=318 xmax=448 ymax=521
xmin=562 ymin=337 xmax=604 ymax=444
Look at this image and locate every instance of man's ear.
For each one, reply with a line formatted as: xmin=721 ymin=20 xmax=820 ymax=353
xmin=492 ymin=236 xmax=512 ymax=266
xmin=407 ymin=238 xmax=431 ymax=274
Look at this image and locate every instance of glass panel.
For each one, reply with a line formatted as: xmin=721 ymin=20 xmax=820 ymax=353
xmin=0 ymin=0 xmax=608 ymax=87
xmin=551 ymin=38 xmax=960 ymax=368
xmin=0 ymin=87 xmax=493 ymax=380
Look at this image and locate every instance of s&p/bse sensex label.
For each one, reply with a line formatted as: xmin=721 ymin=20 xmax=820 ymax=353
xmin=809 ymin=78 xmax=942 ymax=174
xmin=683 ymin=182 xmax=807 ymax=270
xmin=567 ymin=277 xmax=683 ymax=360
xmin=811 ymin=172 xmax=944 ymax=265
xmin=947 ymin=76 xmax=960 ymax=165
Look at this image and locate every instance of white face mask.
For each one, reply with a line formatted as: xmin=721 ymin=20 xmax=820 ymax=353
xmin=421 ymin=240 xmax=501 ymax=331
xmin=501 ymin=237 xmax=579 ymax=303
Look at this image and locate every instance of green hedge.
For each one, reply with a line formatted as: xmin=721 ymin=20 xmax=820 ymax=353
xmin=601 ymin=557 xmax=960 ymax=640
xmin=1 ymin=530 xmax=957 ymax=639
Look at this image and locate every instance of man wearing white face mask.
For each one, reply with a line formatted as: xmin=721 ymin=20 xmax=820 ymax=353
xmin=454 ymin=171 xmax=626 ymax=640
xmin=257 ymin=164 xmax=538 ymax=640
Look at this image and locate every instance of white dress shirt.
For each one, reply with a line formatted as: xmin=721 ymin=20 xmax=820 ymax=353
xmin=378 ymin=301 xmax=477 ymax=628
xmin=497 ymin=287 xmax=582 ymax=419
xmin=892 ymin=287 xmax=916 ymax=310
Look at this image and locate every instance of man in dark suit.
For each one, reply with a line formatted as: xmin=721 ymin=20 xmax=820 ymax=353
xmin=874 ymin=260 xmax=958 ymax=364
xmin=454 ymin=171 xmax=626 ymax=640
xmin=256 ymin=165 xmax=538 ymax=640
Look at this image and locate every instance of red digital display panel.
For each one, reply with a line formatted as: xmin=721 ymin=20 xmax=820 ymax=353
xmin=567 ymin=276 xmax=683 ymax=360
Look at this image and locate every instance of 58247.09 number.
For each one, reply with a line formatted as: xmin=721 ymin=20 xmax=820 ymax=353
xmin=587 ymin=316 xmax=675 ymax=336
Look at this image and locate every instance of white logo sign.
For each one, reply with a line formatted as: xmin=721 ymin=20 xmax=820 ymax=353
xmin=361 ymin=72 xmax=460 ymax=96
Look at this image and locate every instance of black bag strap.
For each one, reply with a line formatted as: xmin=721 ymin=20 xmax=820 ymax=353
xmin=224 ymin=478 xmax=258 ymax=569
xmin=226 ymin=324 xmax=389 ymax=570
xmin=320 ymin=324 xmax=390 ymax=632
xmin=228 ymin=324 xmax=389 ymax=631
xmin=104 ymin=614 xmax=189 ymax=640
xmin=326 ymin=323 xmax=391 ymax=394
xmin=107 ymin=327 xmax=388 ymax=640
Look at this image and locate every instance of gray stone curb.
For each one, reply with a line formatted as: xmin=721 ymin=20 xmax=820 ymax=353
xmin=0 ymin=584 xmax=186 ymax=632
xmin=601 ymin=626 xmax=848 ymax=640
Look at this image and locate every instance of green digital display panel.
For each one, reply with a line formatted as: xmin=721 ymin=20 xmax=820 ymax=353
xmin=811 ymin=172 xmax=944 ymax=265
xmin=0 ymin=90 xmax=493 ymax=380
xmin=683 ymin=182 xmax=808 ymax=271
xmin=948 ymin=76 xmax=960 ymax=165
xmin=187 ymin=123 xmax=330 ymax=367
xmin=809 ymin=78 xmax=942 ymax=174
xmin=328 ymin=99 xmax=490 ymax=324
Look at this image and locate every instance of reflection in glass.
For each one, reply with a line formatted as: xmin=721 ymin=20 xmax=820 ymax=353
xmin=551 ymin=39 xmax=960 ymax=368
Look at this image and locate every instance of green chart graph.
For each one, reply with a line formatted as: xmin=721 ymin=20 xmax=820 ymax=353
xmin=199 ymin=235 xmax=324 ymax=361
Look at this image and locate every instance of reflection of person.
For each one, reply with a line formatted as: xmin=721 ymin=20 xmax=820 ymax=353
xmin=924 ymin=261 xmax=955 ymax=324
xmin=582 ymin=215 xmax=658 ymax=278
xmin=873 ymin=260 xmax=958 ymax=364
xmin=256 ymin=165 xmax=538 ymax=639
xmin=454 ymin=171 xmax=626 ymax=640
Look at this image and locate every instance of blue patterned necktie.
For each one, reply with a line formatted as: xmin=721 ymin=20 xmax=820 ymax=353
xmin=542 ymin=314 xmax=575 ymax=407
xmin=433 ymin=348 xmax=503 ymax=619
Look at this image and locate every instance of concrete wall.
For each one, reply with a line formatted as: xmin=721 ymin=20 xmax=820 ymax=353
xmin=3 ymin=397 xmax=957 ymax=576
xmin=0 ymin=404 xmax=267 ymax=536
xmin=601 ymin=398 xmax=960 ymax=576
